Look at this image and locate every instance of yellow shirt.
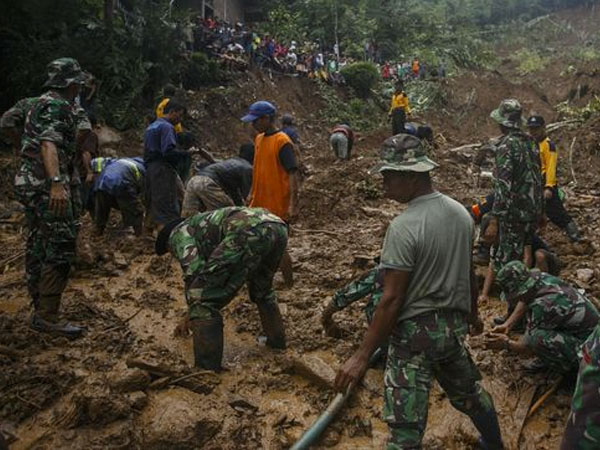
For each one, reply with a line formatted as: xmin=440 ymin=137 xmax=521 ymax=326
xmin=389 ymin=92 xmax=411 ymax=115
xmin=539 ymin=137 xmax=557 ymax=187
xmin=156 ymin=98 xmax=183 ymax=134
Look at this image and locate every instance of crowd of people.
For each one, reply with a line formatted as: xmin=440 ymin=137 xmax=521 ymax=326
xmin=184 ymin=16 xmax=442 ymax=85
xmin=1 ymin=56 xmax=598 ymax=449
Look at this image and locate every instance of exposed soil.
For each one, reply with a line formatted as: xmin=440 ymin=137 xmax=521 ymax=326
xmin=2 ymin=5 xmax=600 ymax=449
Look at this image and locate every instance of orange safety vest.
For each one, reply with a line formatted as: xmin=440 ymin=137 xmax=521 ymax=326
xmin=249 ymin=131 xmax=293 ymax=220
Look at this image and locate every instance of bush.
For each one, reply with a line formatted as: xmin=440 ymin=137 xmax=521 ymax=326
xmin=340 ymin=62 xmax=380 ymax=98
xmin=183 ymin=53 xmax=221 ymax=90
xmin=513 ymin=49 xmax=548 ymax=75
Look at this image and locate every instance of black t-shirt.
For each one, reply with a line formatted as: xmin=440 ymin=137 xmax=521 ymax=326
xmin=197 ymin=157 xmax=253 ymax=205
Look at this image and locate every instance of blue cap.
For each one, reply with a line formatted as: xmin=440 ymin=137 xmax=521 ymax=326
xmin=241 ymin=101 xmax=276 ymax=122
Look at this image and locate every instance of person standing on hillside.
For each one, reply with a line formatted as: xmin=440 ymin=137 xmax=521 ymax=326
xmin=388 ymin=83 xmax=411 ymax=136
xmin=527 ymin=115 xmax=581 ymax=242
xmin=14 ymin=58 xmax=90 ymax=337
xmin=241 ymin=101 xmax=299 ymax=287
xmin=144 ymin=101 xmax=188 ymax=230
xmin=484 ymin=100 xmax=543 ymax=276
xmin=334 ymin=134 xmax=503 ymax=450
xmin=155 ymin=84 xmax=183 ymax=134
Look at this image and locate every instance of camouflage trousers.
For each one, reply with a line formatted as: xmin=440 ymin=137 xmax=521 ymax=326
xmin=561 ymin=324 xmax=600 ymax=449
xmin=525 ymin=327 xmax=592 ymax=374
xmin=383 ymin=310 xmax=496 ymax=449
xmin=186 ymin=222 xmax=288 ymax=320
xmin=491 ymin=220 xmax=535 ymax=273
xmin=15 ymin=186 xmax=76 ymax=306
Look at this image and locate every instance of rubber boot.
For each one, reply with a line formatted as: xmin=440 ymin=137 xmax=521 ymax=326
xmin=189 ymin=316 xmax=224 ymax=371
xmin=566 ymin=221 xmax=581 ymax=242
xmin=257 ymin=302 xmax=287 ymax=349
xmin=30 ymin=295 xmax=85 ymax=338
xmin=471 ymin=410 xmax=504 ymax=450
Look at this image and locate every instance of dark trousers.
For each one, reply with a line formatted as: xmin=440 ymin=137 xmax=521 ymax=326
xmin=392 ymin=108 xmax=406 ymax=136
xmin=545 ymin=187 xmax=572 ymax=230
xmin=145 ymin=161 xmax=181 ymax=225
xmin=95 ymin=190 xmax=144 ymax=234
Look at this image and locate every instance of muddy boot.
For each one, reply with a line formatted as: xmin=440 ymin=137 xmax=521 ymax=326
xmin=189 ymin=316 xmax=224 ymax=371
xmin=257 ymin=302 xmax=286 ymax=349
xmin=471 ymin=410 xmax=504 ymax=450
xmin=30 ymin=295 xmax=84 ymax=338
xmin=279 ymin=250 xmax=294 ymax=288
xmin=566 ymin=221 xmax=581 ymax=242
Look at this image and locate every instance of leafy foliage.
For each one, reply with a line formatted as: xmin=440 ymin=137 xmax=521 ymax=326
xmin=340 ymin=62 xmax=380 ymax=98
xmin=0 ymin=0 xmax=220 ymax=129
xmin=513 ymin=49 xmax=549 ymax=75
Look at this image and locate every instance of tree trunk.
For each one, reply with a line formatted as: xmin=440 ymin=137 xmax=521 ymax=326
xmin=104 ymin=0 xmax=114 ymax=29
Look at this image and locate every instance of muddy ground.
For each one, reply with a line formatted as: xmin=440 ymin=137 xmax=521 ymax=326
xmin=2 ymin=5 xmax=600 ymax=449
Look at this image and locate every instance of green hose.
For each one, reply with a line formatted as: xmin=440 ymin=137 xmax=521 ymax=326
xmin=290 ymin=348 xmax=383 ymax=450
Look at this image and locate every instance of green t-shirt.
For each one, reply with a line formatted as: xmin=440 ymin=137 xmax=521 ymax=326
xmin=381 ymin=191 xmax=474 ymax=322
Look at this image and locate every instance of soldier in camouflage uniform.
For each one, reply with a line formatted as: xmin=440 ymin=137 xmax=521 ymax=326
xmin=484 ymin=99 xmax=543 ymax=275
xmin=155 ymin=206 xmax=289 ymax=370
xmin=561 ymin=323 xmax=600 ymax=449
xmin=321 ymin=266 xmax=383 ymax=337
xmin=14 ymin=58 xmax=89 ymax=337
xmin=486 ymin=261 xmax=599 ymax=374
xmin=334 ymin=134 xmax=503 ymax=450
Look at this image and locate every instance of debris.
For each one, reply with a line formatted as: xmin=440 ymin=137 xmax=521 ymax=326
xmin=576 ymin=268 xmax=595 ymax=283
xmin=288 ymin=354 xmax=336 ymax=389
xmin=108 ymin=368 xmax=151 ymax=393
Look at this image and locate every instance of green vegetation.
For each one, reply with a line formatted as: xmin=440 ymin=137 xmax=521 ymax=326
xmin=317 ymin=81 xmax=384 ymax=131
xmin=0 ymin=0 xmax=220 ymax=129
xmin=557 ymin=96 xmax=600 ymax=121
xmin=513 ymin=49 xmax=549 ymax=75
xmin=340 ymin=63 xmax=380 ymax=98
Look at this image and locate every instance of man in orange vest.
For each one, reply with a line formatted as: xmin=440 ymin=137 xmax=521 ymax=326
xmin=241 ymin=101 xmax=300 ymax=286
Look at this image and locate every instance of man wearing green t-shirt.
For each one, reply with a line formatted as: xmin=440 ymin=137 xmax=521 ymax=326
xmin=334 ymin=134 xmax=503 ymax=450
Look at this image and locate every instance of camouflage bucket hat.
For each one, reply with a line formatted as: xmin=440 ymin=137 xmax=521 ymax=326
xmin=44 ymin=57 xmax=89 ymax=89
xmin=497 ymin=261 xmax=537 ymax=302
xmin=490 ymin=99 xmax=523 ymax=129
xmin=372 ymin=133 xmax=439 ymax=174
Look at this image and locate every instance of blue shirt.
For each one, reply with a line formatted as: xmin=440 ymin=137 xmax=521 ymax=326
xmin=95 ymin=157 xmax=145 ymax=197
xmin=282 ymin=126 xmax=300 ymax=145
xmin=143 ymin=118 xmax=177 ymax=162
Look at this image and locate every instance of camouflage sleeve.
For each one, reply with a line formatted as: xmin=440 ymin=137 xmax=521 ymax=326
xmin=37 ymin=100 xmax=75 ymax=146
xmin=1 ymin=104 xmax=25 ymax=129
xmin=491 ymin=139 xmax=514 ymax=218
xmin=333 ymin=268 xmax=379 ymax=310
xmin=170 ymin=222 xmax=204 ymax=281
xmin=74 ymin=105 xmax=92 ymax=132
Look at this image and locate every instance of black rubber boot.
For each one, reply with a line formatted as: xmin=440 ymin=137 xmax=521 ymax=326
xmin=189 ymin=316 xmax=224 ymax=371
xmin=471 ymin=409 xmax=504 ymax=450
xmin=566 ymin=221 xmax=581 ymax=242
xmin=257 ymin=302 xmax=287 ymax=349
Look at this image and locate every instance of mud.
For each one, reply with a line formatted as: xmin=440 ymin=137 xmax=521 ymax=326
xmin=2 ymin=5 xmax=600 ymax=449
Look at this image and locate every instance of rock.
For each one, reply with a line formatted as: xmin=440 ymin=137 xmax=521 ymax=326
xmin=577 ymin=268 xmax=595 ymax=283
xmin=288 ymin=354 xmax=336 ymax=389
xmin=113 ymin=252 xmax=128 ymax=269
xmin=228 ymin=396 xmax=258 ymax=414
xmin=126 ymin=391 xmax=148 ymax=410
xmin=96 ymin=126 xmax=122 ymax=147
xmin=137 ymin=389 xmax=221 ymax=449
xmin=108 ymin=368 xmax=151 ymax=393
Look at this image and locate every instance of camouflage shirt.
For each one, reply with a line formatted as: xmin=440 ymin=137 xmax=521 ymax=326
xmin=525 ymin=272 xmax=599 ymax=343
xmin=491 ymin=130 xmax=543 ymax=223
xmin=333 ymin=267 xmax=383 ymax=322
xmin=0 ymin=97 xmax=37 ymax=130
xmin=169 ymin=206 xmax=285 ymax=283
xmin=15 ymin=91 xmax=81 ymax=185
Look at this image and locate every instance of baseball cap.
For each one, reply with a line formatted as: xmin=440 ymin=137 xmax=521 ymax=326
xmin=371 ymin=133 xmax=439 ymax=174
xmin=526 ymin=115 xmax=545 ymax=128
xmin=241 ymin=101 xmax=277 ymax=122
